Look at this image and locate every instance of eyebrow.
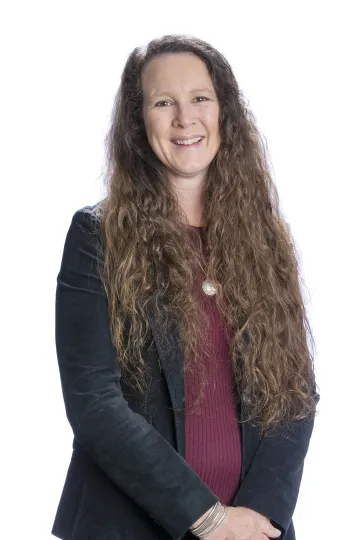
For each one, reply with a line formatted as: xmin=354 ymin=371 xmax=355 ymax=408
xmin=189 ymin=88 xmax=214 ymax=94
xmin=148 ymin=87 xmax=215 ymax=99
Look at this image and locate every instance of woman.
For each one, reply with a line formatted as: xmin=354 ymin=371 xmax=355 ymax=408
xmin=51 ymin=35 xmax=319 ymax=540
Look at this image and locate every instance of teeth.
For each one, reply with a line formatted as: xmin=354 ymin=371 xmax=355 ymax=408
xmin=174 ymin=137 xmax=202 ymax=145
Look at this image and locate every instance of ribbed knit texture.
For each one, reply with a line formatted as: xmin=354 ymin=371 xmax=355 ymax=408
xmin=184 ymin=227 xmax=242 ymax=505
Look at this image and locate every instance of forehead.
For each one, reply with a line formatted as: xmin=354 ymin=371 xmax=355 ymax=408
xmin=141 ymin=53 xmax=215 ymax=97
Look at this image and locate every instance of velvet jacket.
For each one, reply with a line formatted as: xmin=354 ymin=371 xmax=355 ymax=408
xmin=51 ymin=205 xmax=319 ymax=540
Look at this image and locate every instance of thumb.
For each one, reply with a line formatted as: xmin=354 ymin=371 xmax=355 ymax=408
xmin=264 ymin=522 xmax=282 ymax=538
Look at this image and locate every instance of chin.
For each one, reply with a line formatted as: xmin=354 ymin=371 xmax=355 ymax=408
xmin=172 ymin=162 xmax=210 ymax=175
xmin=176 ymin=168 xmax=206 ymax=177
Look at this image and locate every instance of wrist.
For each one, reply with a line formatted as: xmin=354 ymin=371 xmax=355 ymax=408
xmin=190 ymin=502 xmax=227 ymax=538
xmin=190 ymin=506 xmax=215 ymax=531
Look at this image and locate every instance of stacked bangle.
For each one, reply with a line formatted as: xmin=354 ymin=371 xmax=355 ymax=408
xmin=190 ymin=502 xmax=228 ymax=538
xmin=198 ymin=505 xmax=228 ymax=537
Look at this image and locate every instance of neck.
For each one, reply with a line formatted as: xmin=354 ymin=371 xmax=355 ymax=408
xmin=169 ymin=173 xmax=206 ymax=227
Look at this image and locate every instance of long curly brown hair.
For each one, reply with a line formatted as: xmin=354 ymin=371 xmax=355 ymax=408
xmin=94 ymin=34 xmax=319 ymax=435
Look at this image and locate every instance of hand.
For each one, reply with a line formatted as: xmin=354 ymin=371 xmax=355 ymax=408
xmin=194 ymin=506 xmax=282 ymax=540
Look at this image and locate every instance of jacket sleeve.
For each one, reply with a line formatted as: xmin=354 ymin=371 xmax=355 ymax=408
xmin=232 ymin=389 xmax=320 ymax=537
xmin=55 ymin=208 xmax=219 ymax=540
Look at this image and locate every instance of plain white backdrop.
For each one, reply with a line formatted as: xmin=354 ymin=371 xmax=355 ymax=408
xmin=1 ymin=1 xmax=359 ymax=539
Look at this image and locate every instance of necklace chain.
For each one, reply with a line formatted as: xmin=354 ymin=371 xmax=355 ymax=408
xmin=191 ymin=226 xmax=217 ymax=296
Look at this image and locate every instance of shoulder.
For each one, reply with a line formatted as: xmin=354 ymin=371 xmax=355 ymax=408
xmin=72 ymin=203 xmax=101 ymax=233
xmin=64 ymin=203 xmax=104 ymax=259
xmin=69 ymin=202 xmax=104 ymax=244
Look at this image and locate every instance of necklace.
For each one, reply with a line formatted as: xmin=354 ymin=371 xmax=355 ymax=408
xmin=201 ymin=279 xmax=217 ymax=296
xmin=190 ymin=225 xmax=217 ymax=296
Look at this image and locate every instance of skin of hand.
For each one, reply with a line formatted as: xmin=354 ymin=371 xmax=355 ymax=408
xmin=196 ymin=506 xmax=282 ymax=540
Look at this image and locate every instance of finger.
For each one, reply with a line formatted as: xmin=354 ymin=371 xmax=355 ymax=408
xmin=262 ymin=522 xmax=282 ymax=538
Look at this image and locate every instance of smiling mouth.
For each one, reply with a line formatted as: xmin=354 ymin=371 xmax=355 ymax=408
xmin=172 ymin=136 xmax=205 ymax=147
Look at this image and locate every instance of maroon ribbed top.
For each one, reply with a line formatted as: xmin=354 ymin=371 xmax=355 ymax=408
xmin=184 ymin=227 xmax=242 ymax=505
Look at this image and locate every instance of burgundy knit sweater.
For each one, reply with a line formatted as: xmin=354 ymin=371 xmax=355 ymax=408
xmin=184 ymin=227 xmax=242 ymax=505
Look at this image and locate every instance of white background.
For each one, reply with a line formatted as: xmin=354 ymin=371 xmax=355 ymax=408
xmin=1 ymin=1 xmax=359 ymax=539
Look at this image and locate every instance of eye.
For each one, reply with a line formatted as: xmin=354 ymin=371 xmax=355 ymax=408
xmin=194 ymin=96 xmax=209 ymax=102
xmin=154 ymin=100 xmax=171 ymax=107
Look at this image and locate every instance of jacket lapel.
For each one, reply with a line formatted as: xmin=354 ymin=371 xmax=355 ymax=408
xmin=144 ymin=297 xmax=246 ymax=466
xmin=144 ymin=297 xmax=186 ymax=458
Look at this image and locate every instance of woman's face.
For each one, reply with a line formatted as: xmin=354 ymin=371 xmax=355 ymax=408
xmin=142 ymin=53 xmax=221 ymax=184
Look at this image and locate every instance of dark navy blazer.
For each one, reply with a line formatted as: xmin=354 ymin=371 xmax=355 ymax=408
xmin=51 ymin=205 xmax=319 ymax=540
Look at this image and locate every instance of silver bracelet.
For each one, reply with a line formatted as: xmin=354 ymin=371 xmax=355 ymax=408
xmin=198 ymin=505 xmax=228 ymax=538
xmin=190 ymin=502 xmax=222 ymax=536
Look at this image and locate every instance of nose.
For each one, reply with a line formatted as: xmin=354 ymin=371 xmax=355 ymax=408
xmin=172 ymin=103 xmax=195 ymax=128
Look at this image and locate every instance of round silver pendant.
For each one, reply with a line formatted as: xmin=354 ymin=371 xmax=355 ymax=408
xmin=201 ymin=279 xmax=217 ymax=296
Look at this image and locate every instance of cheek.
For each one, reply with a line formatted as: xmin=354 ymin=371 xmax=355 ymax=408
xmin=144 ymin=112 xmax=158 ymax=138
xmin=149 ymin=120 xmax=169 ymax=148
xmin=204 ymin=108 xmax=220 ymax=138
xmin=144 ymin=117 xmax=155 ymax=139
xmin=143 ymin=117 xmax=169 ymax=159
